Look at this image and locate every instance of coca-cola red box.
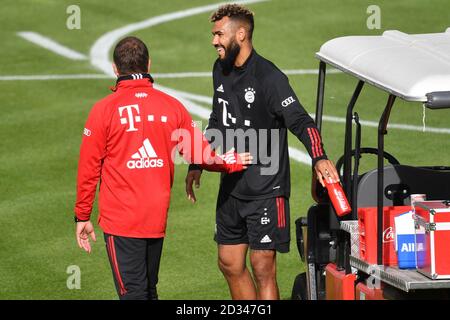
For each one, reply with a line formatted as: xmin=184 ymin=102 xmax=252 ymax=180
xmin=358 ymin=206 xmax=412 ymax=265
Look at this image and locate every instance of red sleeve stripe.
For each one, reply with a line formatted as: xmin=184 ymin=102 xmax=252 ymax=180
xmin=314 ymin=128 xmax=324 ymax=157
xmin=307 ymin=128 xmax=318 ymax=158
xmin=276 ymin=197 xmax=281 ymax=228
xmin=311 ymin=128 xmax=324 ymax=158
xmin=276 ymin=197 xmax=286 ymax=228
xmin=307 ymin=128 xmax=316 ymax=158
xmin=107 ymin=236 xmax=127 ymax=296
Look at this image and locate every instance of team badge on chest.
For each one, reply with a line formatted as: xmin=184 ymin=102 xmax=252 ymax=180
xmin=244 ymin=87 xmax=256 ymax=108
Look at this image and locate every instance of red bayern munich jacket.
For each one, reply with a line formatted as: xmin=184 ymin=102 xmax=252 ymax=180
xmin=74 ymin=75 xmax=242 ymax=238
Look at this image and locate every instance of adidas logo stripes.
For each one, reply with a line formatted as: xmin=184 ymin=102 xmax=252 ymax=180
xmin=131 ymin=73 xmax=144 ymax=80
xmin=132 ymin=139 xmax=157 ymax=159
xmin=260 ymin=235 xmax=272 ymax=243
xmin=127 ymin=138 xmax=163 ymax=169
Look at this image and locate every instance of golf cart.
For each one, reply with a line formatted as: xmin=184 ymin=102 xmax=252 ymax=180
xmin=293 ymin=28 xmax=450 ymax=300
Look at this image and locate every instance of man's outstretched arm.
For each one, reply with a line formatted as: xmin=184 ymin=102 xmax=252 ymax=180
xmin=186 ymin=87 xmax=221 ymax=202
xmin=177 ymin=103 xmax=252 ymax=201
xmin=266 ymin=72 xmax=339 ymax=186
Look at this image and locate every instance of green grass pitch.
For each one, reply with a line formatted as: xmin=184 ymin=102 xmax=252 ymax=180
xmin=0 ymin=0 xmax=449 ymax=299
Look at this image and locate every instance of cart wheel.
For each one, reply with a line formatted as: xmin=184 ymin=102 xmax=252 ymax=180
xmin=291 ymin=272 xmax=308 ymax=300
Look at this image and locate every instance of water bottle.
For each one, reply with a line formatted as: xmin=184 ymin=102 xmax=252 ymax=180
xmin=325 ymin=180 xmax=351 ymax=217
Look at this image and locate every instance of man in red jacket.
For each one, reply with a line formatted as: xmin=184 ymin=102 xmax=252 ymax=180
xmin=74 ymin=36 xmax=251 ymax=300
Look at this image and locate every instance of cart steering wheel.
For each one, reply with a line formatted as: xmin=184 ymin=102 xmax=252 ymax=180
xmin=335 ymin=147 xmax=400 ymax=179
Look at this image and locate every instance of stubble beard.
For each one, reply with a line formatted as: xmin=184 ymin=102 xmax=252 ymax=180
xmin=218 ymin=40 xmax=241 ymax=75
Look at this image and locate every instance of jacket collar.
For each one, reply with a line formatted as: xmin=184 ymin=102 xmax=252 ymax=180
xmin=233 ymin=49 xmax=256 ymax=73
xmin=110 ymin=73 xmax=154 ymax=91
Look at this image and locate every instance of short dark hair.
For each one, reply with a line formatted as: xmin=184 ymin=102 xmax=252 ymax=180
xmin=210 ymin=4 xmax=254 ymax=39
xmin=113 ymin=36 xmax=149 ymax=75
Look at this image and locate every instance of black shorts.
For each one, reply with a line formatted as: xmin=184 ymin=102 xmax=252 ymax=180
xmin=104 ymin=233 xmax=164 ymax=300
xmin=214 ymin=192 xmax=290 ymax=253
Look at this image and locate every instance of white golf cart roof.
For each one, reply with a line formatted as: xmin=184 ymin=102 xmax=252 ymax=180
xmin=316 ymin=28 xmax=450 ymax=102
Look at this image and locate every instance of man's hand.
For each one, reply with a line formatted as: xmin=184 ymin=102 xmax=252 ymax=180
xmin=219 ymin=149 xmax=253 ymax=174
xmin=185 ymin=150 xmax=253 ymax=203
xmin=76 ymin=221 xmax=96 ymax=253
xmin=186 ymin=169 xmax=202 ymax=203
xmin=236 ymin=152 xmax=253 ymax=169
xmin=219 ymin=148 xmax=253 ymax=169
xmin=314 ymin=159 xmax=340 ymax=187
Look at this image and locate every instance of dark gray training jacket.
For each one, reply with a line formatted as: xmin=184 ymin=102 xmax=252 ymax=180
xmin=190 ymin=49 xmax=327 ymax=200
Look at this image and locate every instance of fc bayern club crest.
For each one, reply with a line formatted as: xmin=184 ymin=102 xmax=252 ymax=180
xmin=244 ymin=87 xmax=256 ymax=104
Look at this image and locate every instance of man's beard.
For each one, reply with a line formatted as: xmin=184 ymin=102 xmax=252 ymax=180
xmin=218 ymin=41 xmax=241 ymax=75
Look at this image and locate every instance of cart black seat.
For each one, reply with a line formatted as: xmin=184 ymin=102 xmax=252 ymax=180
xmin=357 ymin=165 xmax=450 ymax=207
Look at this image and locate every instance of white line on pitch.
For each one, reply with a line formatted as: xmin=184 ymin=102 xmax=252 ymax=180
xmin=316 ymin=114 xmax=450 ymax=135
xmin=154 ymin=69 xmax=341 ymax=78
xmin=153 ymin=69 xmax=341 ymax=78
xmin=285 ymin=69 xmax=341 ymax=75
xmin=17 ymin=31 xmax=87 ymax=60
xmin=2 ymin=70 xmax=446 ymax=135
xmin=0 ymin=74 xmax=111 ymax=81
xmin=154 ymin=72 xmax=211 ymax=78
xmin=166 ymin=90 xmax=450 ymax=135
xmin=90 ymin=0 xmax=270 ymax=76
xmin=0 ymin=69 xmax=340 ymax=81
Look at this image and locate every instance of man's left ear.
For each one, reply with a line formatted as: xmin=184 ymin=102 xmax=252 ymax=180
xmin=237 ymin=27 xmax=246 ymax=42
xmin=112 ymin=63 xmax=120 ymax=76
xmin=147 ymin=60 xmax=151 ymax=73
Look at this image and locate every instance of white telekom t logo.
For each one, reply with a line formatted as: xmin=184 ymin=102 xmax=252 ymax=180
xmin=119 ymin=104 xmax=140 ymax=132
xmin=219 ymin=98 xmax=230 ymax=127
xmin=218 ymin=98 xmax=236 ymax=127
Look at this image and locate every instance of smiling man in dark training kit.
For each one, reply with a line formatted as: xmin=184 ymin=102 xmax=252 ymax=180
xmin=185 ymin=4 xmax=339 ymax=300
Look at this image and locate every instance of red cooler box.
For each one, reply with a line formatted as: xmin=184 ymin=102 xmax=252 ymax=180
xmin=325 ymin=263 xmax=356 ymax=300
xmin=355 ymin=281 xmax=385 ymax=300
xmin=358 ymin=206 xmax=412 ymax=265
xmin=414 ymin=200 xmax=450 ymax=279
